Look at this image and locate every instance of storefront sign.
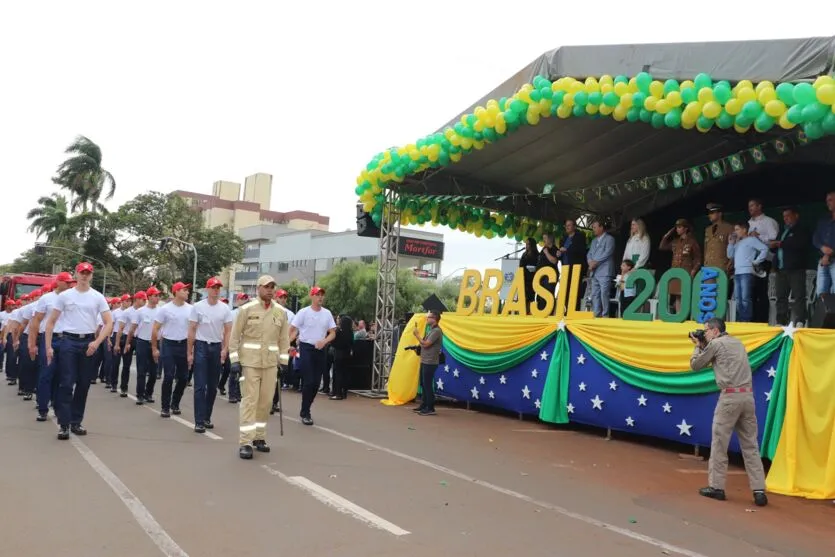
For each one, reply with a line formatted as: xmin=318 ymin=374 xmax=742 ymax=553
xmin=399 ymin=237 xmax=444 ymax=259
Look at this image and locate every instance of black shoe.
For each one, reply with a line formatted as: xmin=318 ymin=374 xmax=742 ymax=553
xmin=120 ymin=391 xmax=128 ymax=398
xmin=329 ymin=395 xmax=344 ymax=400
xmin=172 ymin=407 xmax=181 ymax=415
xmin=70 ymin=424 xmax=87 ymax=436
xmin=253 ymin=440 xmax=271 ymax=453
xmin=270 ymin=404 xmax=279 ymax=414
xmin=753 ymin=490 xmax=768 ymax=507
xmin=194 ymin=424 xmax=206 ymax=433
xmin=36 ymin=412 xmax=48 ymax=422
xmin=144 ymin=396 xmax=155 ymax=404
xmin=218 ymin=388 xmax=226 ymax=396
xmin=160 ymin=410 xmax=170 ymax=418
xmin=23 ymin=393 xmax=33 ymax=401
xmin=110 ymin=387 xmax=117 ymax=393
xmin=418 ymin=409 xmax=436 ymax=416
xmin=57 ymin=427 xmax=70 ymax=440
xmin=239 ymin=445 xmax=253 ymax=460
xmin=301 ymin=416 xmax=314 ymax=426
xmin=413 ymin=406 xmax=425 ymax=413
xmin=17 ymin=390 xmax=23 ymax=396
xmin=135 ymin=398 xmax=144 ymax=405
xmin=229 ymin=398 xmax=239 ymax=403
xmin=204 ymin=420 xmax=214 ymax=429
xmin=698 ymin=487 xmax=726 ymax=501
xmin=90 ymin=379 xmax=97 ymax=385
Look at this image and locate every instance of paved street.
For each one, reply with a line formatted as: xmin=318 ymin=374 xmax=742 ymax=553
xmin=1 ymin=374 xmax=831 ymax=557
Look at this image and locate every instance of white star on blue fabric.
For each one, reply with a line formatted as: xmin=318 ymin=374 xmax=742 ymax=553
xmin=488 ymin=390 xmax=495 ymax=399
xmin=662 ymin=402 xmax=672 ymax=413
xmin=765 ymin=390 xmax=772 ymax=402
xmin=637 ymin=394 xmax=648 ymax=406
xmin=436 ymin=378 xmax=444 ymax=390
xmin=766 ymin=366 xmax=777 ymax=378
xmin=609 ymin=380 xmax=618 ymax=391
xmin=676 ymin=419 xmax=693 ymax=437
xmin=578 ymin=382 xmax=587 ymax=392
xmin=444 ymin=365 xmax=450 ymax=373
xmin=591 ymin=395 xmax=604 ymax=410
xmin=531 ymin=369 xmax=539 ymax=378
xmin=625 ymin=416 xmax=635 ymax=427
xmin=499 ymin=375 xmax=507 ymax=385
xmin=540 ymin=351 xmax=549 ymax=361
xmin=534 ymin=398 xmax=541 ymax=409
xmin=479 ymin=376 xmax=486 ymax=385
xmin=470 ymin=386 xmax=479 ymax=400
xmin=576 ymin=354 xmax=586 ymax=365
xmin=453 ymin=369 xmax=460 ymax=378
xmin=522 ymin=385 xmax=531 ymax=399
xmin=566 ymin=403 xmax=575 ymax=414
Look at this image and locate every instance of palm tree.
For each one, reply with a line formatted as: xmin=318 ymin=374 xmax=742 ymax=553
xmin=27 ymin=194 xmax=72 ymax=242
xmin=52 ymin=135 xmax=116 ymax=214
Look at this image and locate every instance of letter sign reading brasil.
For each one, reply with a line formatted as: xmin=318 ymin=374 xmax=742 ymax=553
xmin=456 ymin=265 xmax=727 ymax=323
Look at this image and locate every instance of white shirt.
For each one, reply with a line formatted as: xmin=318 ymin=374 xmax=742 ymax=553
xmin=118 ymin=307 xmax=136 ymax=332
xmin=19 ymin=304 xmax=38 ymax=331
xmin=54 ymin=288 xmax=110 ymax=335
xmin=291 ymin=306 xmax=336 ymax=344
xmin=0 ymin=311 xmax=8 ymax=329
xmin=748 ymin=214 xmax=780 ymax=262
xmin=133 ymin=305 xmax=160 ymax=341
xmin=189 ymin=299 xmax=233 ymax=343
xmin=111 ymin=308 xmax=124 ymax=334
xmin=8 ymin=308 xmax=22 ymax=325
xmin=623 ymin=234 xmax=651 ymax=268
xmin=35 ymin=292 xmax=66 ymax=334
xmin=281 ymin=305 xmax=296 ymax=324
xmin=155 ymin=302 xmax=192 ymax=341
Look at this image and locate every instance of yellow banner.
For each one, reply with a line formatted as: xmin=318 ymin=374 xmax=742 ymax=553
xmin=766 ymin=329 xmax=835 ymax=499
xmin=438 ymin=313 xmax=557 ymax=353
xmin=568 ymin=319 xmax=781 ymax=372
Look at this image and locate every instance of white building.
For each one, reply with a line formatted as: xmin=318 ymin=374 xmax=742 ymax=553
xmin=234 ymin=225 xmax=445 ymax=295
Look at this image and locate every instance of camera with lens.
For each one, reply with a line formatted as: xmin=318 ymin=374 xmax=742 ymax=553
xmin=405 ymin=344 xmax=422 ymax=355
xmin=690 ymin=329 xmax=706 ymax=343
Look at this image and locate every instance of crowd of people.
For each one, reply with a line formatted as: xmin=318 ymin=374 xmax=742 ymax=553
xmin=519 ymin=192 xmax=835 ymax=324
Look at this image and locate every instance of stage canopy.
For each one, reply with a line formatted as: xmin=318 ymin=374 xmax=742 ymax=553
xmin=354 ymin=37 xmax=835 ymax=240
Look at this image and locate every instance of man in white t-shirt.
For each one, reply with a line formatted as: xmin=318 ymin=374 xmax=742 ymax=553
xmin=747 ymin=199 xmax=780 ymax=323
xmin=290 ymin=286 xmax=336 ymax=426
xmin=15 ymin=288 xmax=43 ymax=400
xmin=127 ymin=286 xmax=162 ymax=404
xmin=187 ymin=277 xmax=234 ymax=433
xmin=0 ymin=300 xmax=13 ymax=376
xmin=115 ymin=292 xmax=145 ymax=396
xmin=27 ymin=273 xmax=74 ymax=421
xmin=152 ymin=281 xmax=192 ymax=417
xmin=2 ymin=299 xmax=20 ymax=385
xmin=45 ymin=262 xmax=113 ymax=440
xmin=106 ymin=295 xmax=129 ymax=392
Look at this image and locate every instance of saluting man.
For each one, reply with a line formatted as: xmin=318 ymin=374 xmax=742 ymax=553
xmin=290 ymin=286 xmax=336 ymax=426
xmin=45 ymin=262 xmax=113 ymax=440
xmin=187 ymin=277 xmax=233 ymax=434
xmin=229 ymin=275 xmax=290 ymax=459
xmin=151 ymin=281 xmax=192 ymax=418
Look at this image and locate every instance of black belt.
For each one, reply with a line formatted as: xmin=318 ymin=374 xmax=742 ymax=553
xmin=164 ymin=338 xmax=187 ymax=344
xmin=197 ymin=340 xmax=222 ymax=346
xmin=63 ymin=332 xmax=96 ymax=340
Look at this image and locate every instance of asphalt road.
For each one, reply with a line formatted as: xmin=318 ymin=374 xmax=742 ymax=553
xmin=1 ymin=372 xmax=831 ymax=557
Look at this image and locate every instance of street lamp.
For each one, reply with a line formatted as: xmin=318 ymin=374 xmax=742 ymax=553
xmin=158 ymin=237 xmax=198 ymax=302
xmin=35 ymin=243 xmax=108 ymax=295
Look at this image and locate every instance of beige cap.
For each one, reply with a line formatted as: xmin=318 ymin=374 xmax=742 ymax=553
xmin=257 ymin=275 xmax=277 ymax=287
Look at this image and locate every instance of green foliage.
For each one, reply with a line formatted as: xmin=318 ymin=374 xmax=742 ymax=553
xmin=277 ymin=279 xmax=311 ymax=310
xmin=51 ymin=135 xmax=115 ymax=213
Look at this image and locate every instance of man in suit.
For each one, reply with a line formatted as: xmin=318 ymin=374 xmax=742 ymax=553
xmin=769 ymin=207 xmax=810 ymax=326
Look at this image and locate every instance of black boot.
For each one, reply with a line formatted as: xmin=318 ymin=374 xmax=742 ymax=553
xmin=698 ymin=487 xmax=726 ymax=501
xmin=239 ymin=445 xmax=253 ymax=459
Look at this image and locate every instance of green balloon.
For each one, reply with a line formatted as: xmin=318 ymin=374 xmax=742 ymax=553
xmin=631 ymin=92 xmax=647 ymax=108
xmin=504 ymin=110 xmax=519 ymax=124
xmin=663 ymin=79 xmax=680 ymax=95
xmin=553 ymin=91 xmax=566 ymax=105
xmin=697 ymin=116 xmax=714 ymax=129
xmin=786 ymin=104 xmax=805 ymax=124
xmin=614 ymin=75 xmax=628 ymax=84
xmin=530 ymin=89 xmax=542 ymax=102
xmin=574 ymin=91 xmax=589 ymax=106
xmin=681 ymin=87 xmax=697 ymax=104
xmin=572 ymin=104 xmax=585 ymax=117
xmin=588 ymin=92 xmax=603 ymax=106
xmin=510 ymin=99 xmax=527 ymax=113
xmin=713 ymin=84 xmax=732 ymax=105
xmin=602 ymin=92 xmax=619 ymax=107
xmin=741 ymin=101 xmax=763 ymax=119
xmin=639 ymin=108 xmax=652 ymax=123
xmin=794 ymin=83 xmax=816 ymax=105
xmin=716 ymin=111 xmax=735 ymax=129
xmin=626 ymin=107 xmax=641 ymax=122
xmin=804 ymin=121 xmax=824 ymax=139
xmin=694 ymin=73 xmax=713 ymax=90
xmin=664 ymin=108 xmax=682 ymax=128
xmin=801 ymin=102 xmax=828 ymax=122
xmin=775 ymin=83 xmax=795 ymax=106
xmin=822 ymin=112 xmax=835 ymax=134
xmin=735 ymin=114 xmax=753 ymax=128
xmin=540 ymin=87 xmax=553 ymax=100
xmin=636 ymin=72 xmax=652 ymax=93
xmin=754 ymin=113 xmax=775 ymax=132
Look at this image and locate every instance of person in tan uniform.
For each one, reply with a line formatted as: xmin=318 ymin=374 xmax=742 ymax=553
xmin=689 ymin=317 xmax=768 ymax=507
xmin=228 ymin=275 xmax=290 ymax=460
xmin=659 ymin=218 xmax=702 ymax=311
xmin=703 ymin=203 xmax=735 ymax=274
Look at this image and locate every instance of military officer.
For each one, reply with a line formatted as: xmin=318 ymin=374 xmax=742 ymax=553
xmin=704 ymin=203 xmax=735 ymax=275
xmin=228 ymin=275 xmax=290 ymax=460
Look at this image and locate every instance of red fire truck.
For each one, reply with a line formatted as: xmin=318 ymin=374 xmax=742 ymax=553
xmin=0 ymin=273 xmax=57 ymax=306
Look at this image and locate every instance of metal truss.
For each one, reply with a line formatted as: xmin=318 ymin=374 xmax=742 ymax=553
xmin=370 ymin=189 xmax=401 ymax=395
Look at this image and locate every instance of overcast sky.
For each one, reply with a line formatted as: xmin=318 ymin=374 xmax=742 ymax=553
xmin=2 ymin=2 xmax=832 ymax=278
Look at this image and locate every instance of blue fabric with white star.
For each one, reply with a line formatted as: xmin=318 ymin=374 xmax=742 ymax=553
xmin=439 ymin=333 xmax=781 ymax=452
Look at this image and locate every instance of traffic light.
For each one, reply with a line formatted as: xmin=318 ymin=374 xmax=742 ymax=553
xmin=34 ymin=244 xmax=46 ymax=256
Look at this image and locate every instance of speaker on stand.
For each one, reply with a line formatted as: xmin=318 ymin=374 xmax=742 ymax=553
xmin=809 ymin=293 xmax=835 ymax=329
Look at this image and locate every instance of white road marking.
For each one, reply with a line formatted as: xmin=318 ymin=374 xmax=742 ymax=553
xmin=126 ymin=394 xmax=222 ymax=440
xmin=261 ymin=465 xmax=410 ymax=537
xmin=676 ymin=468 xmax=744 ymax=475
xmin=285 ymin=417 xmax=709 ymax=557
xmin=53 ymin=419 xmax=189 ymax=557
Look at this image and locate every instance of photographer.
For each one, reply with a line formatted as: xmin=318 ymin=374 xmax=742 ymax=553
xmin=410 ymin=311 xmax=443 ymax=416
xmin=689 ymin=317 xmax=767 ymax=507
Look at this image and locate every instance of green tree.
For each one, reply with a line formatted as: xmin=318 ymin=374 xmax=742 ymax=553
xmin=277 ymin=279 xmax=311 ymax=311
xmin=51 ymin=135 xmax=116 ymax=214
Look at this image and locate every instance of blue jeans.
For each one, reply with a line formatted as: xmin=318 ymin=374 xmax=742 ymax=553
xmin=17 ymin=333 xmax=38 ymax=394
xmin=590 ymin=274 xmax=613 ymax=318
xmin=193 ymin=341 xmax=222 ymax=425
xmin=816 ymin=263 xmax=835 ymax=295
xmin=161 ymin=339 xmax=189 ymax=412
xmin=134 ymin=339 xmax=155 ymax=400
xmin=734 ymin=273 xmax=756 ymax=322
xmin=419 ymin=363 xmax=438 ymax=411
xmin=37 ymin=334 xmax=61 ymax=414
xmin=299 ymin=342 xmax=328 ymax=417
xmin=56 ymin=335 xmax=96 ymax=427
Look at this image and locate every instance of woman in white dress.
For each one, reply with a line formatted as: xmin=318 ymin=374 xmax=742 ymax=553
xmin=623 ymin=218 xmax=651 ymax=269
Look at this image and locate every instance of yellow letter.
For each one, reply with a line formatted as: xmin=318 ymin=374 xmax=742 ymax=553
xmin=529 ymin=267 xmax=556 ymax=318
xmin=477 ymin=269 xmax=504 ymax=315
xmin=456 ymin=270 xmax=482 ymax=316
xmin=501 ymin=268 xmax=528 ymax=316
xmin=566 ymin=264 xmax=594 ymax=320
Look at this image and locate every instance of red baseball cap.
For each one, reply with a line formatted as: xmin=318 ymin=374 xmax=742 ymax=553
xmin=121 ymin=293 xmax=132 ymax=302
xmin=236 ymin=292 xmax=249 ymax=300
xmin=221 ymin=298 xmax=229 ymax=304
xmin=134 ymin=291 xmax=148 ymax=300
xmin=20 ymin=294 xmax=29 ymax=301
xmin=276 ymin=289 xmax=288 ymax=298
xmin=146 ymin=286 xmax=162 ymax=297
xmin=110 ymin=297 xmax=120 ymax=305
xmin=56 ymin=271 xmax=74 ymax=284
xmin=206 ymin=277 xmax=223 ymax=288
xmin=76 ymin=262 xmax=94 ymax=273
xmin=172 ymin=282 xmax=190 ymax=293
xmin=49 ymin=281 xmax=58 ymax=290
xmin=4 ymin=299 xmax=14 ymax=306
xmin=310 ymin=286 xmax=325 ymax=296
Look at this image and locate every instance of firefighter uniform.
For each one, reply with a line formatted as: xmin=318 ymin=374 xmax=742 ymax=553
xmin=703 ymin=216 xmax=735 ymax=272
xmin=229 ymin=275 xmax=290 ymax=458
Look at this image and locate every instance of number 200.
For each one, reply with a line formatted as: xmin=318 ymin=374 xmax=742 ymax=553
xmin=622 ymin=267 xmax=729 ymax=323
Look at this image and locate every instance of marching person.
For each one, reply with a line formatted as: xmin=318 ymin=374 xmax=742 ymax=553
xmin=28 ymin=273 xmax=74 ymax=421
xmin=187 ymin=277 xmax=233 ymax=434
xmin=0 ymin=300 xmax=13 ymax=378
xmin=15 ymin=288 xmax=43 ymax=401
xmin=689 ymin=317 xmax=768 ymax=507
xmin=152 ymin=281 xmax=192 ymax=418
xmin=272 ymin=288 xmax=295 ymax=412
xmin=45 ymin=262 xmax=113 ymax=440
xmin=290 ymin=286 xmax=336 ymax=426
xmin=229 ymin=275 xmax=290 ymax=459
xmin=107 ymin=295 xmax=129 ymax=393
xmin=2 ymin=299 xmax=20 ymax=386
xmin=114 ymin=292 xmax=144 ymax=397
xmin=126 ymin=286 xmax=162 ymax=404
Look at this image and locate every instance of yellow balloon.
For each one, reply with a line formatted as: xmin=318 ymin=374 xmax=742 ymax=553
xmin=472 ymin=140 xmax=485 ymax=150
xmin=563 ymin=93 xmax=575 ymax=107
xmin=619 ymin=93 xmax=633 ymax=108
xmin=757 ymin=88 xmax=777 ymax=104
xmin=680 ymin=80 xmax=695 ymax=90
xmin=683 ymin=101 xmax=702 ymax=121
xmin=814 ymin=75 xmax=835 ymax=89
xmin=570 ymin=81 xmax=584 ymax=94
xmin=518 ymin=90 xmax=531 ymax=102
xmin=655 ymin=99 xmax=671 ymax=114
xmin=600 ymin=84 xmax=614 ymax=94
xmin=556 ymin=104 xmax=571 ymax=118
xmin=644 ymin=96 xmax=658 ymax=111
xmin=627 ymin=78 xmax=639 ymax=93
xmin=584 ymin=77 xmax=600 ymax=93
xmin=755 ymin=80 xmax=774 ymax=93
xmin=473 ymin=120 xmax=485 ymax=132
xmin=600 ymin=75 xmax=614 ymax=87
xmin=697 ymin=126 xmax=711 ymax=134
xmin=520 ymin=83 xmax=533 ymax=93
xmin=736 ymin=87 xmax=756 ymax=104
xmin=682 ymin=119 xmax=696 ymax=130
xmin=649 ymin=80 xmax=664 ymax=99
xmin=585 ymin=104 xmax=599 ymax=115
xmin=724 ymin=98 xmax=742 ymax=116
xmin=735 ymin=80 xmax=753 ymax=92
xmin=599 ymin=104 xmax=614 ymax=116
xmin=460 ymin=138 xmax=473 ymax=150
xmin=614 ymin=82 xmax=628 ymax=96
xmin=681 ymin=111 xmax=697 ymax=126
xmin=613 ymin=104 xmax=627 ymax=121
xmin=666 ymin=91 xmax=682 ymax=107
xmin=702 ymin=101 xmax=722 ymax=119
xmin=539 ymin=99 xmax=552 ymax=116
xmin=778 ymin=113 xmax=795 ymax=130
xmin=816 ymin=84 xmax=835 ymax=105
xmin=495 ymin=116 xmax=506 ymax=135
xmin=764 ymin=99 xmax=786 ymax=118
xmin=526 ymin=111 xmax=540 ymax=125
xmin=697 ymin=87 xmax=714 ymax=103
xmin=733 ymin=124 xmax=750 ymax=134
